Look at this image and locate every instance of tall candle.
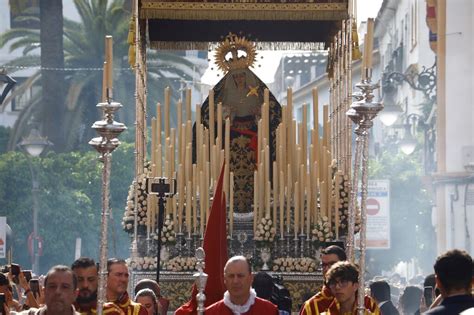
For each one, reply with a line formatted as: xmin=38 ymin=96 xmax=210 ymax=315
xmin=335 ymin=171 xmax=341 ymax=239
xmin=151 ymin=118 xmax=157 ymax=176
xmin=105 ymin=35 xmax=113 ymax=98
xmin=102 ymin=61 xmax=108 ymax=102
xmin=186 ymin=180 xmax=192 ymax=237
xmin=186 ymin=88 xmax=192 ymax=122
xmin=362 ymin=34 xmax=368 ymax=80
xmin=306 ymin=169 xmax=311 ymax=235
xmin=273 ymin=161 xmax=278 ymax=235
xmin=300 ymin=164 xmax=305 ymax=235
xmin=279 ymin=170 xmax=285 ymax=239
xmin=177 ymin=164 xmax=184 ymax=232
xmin=217 ymin=102 xmax=222 ymax=149
xmin=177 ymin=100 xmax=182 ymax=167
xmin=199 ymin=170 xmax=205 ymax=236
xmin=320 ymin=181 xmax=327 ymax=218
xmin=225 ymin=118 xmax=230 ymax=198
xmin=230 ymin=172 xmax=234 ymax=237
xmin=286 ymin=163 xmax=292 ymax=234
xmin=253 ymin=170 xmax=258 ymax=232
xmin=209 ymin=90 xmax=215 ymax=146
xmin=294 ymin=183 xmax=299 ymax=236
xmin=366 ymin=18 xmax=375 ymax=69
xmin=193 ymin=165 xmax=198 ymax=234
xmin=156 ymin=103 xmax=162 ymax=147
xmin=164 ymin=87 xmax=170 ymax=139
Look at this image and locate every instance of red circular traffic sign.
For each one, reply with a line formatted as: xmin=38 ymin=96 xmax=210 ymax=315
xmin=366 ymin=198 xmax=380 ymax=215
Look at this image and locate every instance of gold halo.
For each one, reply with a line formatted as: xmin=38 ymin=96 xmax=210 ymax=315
xmin=214 ymin=33 xmax=257 ymax=73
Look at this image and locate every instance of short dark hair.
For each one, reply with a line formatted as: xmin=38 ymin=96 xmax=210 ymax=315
xmin=0 ymin=273 xmax=10 ymax=286
xmin=399 ymin=286 xmax=422 ymax=313
xmin=326 ymin=261 xmax=358 ymax=285
xmin=71 ymin=257 xmax=96 ymax=271
xmin=434 ymin=249 xmax=472 ymax=293
xmin=44 ymin=265 xmax=77 ymax=290
xmin=370 ymin=280 xmax=391 ymax=302
xmin=107 ymin=258 xmax=127 ymax=274
xmin=321 ymin=245 xmax=347 ymax=261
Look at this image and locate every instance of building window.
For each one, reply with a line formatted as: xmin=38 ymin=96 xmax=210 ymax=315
xmin=10 ymin=77 xmax=38 ymax=112
xmin=411 ymin=1 xmax=418 ymax=50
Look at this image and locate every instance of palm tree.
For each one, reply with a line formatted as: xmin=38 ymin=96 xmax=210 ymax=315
xmin=39 ymin=0 xmax=66 ymax=150
xmin=1 ymin=0 xmax=196 ymax=151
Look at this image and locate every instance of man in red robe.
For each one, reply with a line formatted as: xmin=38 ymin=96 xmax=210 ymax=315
xmin=205 ymin=256 xmax=278 ymax=315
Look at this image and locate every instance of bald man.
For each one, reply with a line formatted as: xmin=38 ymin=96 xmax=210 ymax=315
xmin=205 ymin=256 xmax=278 ymax=315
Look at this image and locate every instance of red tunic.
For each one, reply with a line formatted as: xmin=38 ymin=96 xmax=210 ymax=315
xmin=205 ymin=297 xmax=278 ymax=315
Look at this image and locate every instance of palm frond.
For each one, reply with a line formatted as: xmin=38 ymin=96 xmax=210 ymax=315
xmin=0 ymin=29 xmax=39 ymax=49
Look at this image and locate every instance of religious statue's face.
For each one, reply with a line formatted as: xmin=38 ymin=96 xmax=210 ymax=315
xmin=232 ymin=72 xmax=246 ymax=88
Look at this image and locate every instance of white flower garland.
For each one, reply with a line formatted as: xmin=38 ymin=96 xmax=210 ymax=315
xmin=127 ymin=256 xmax=157 ymax=271
xmin=272 ymin=257 xmax=317 ymax=273
xmin=311 ymin=215 xmax=334 ymax=247
xmin=254 ymin=215 xmax=276 ymax=244
xmin=122 ymin=171 xmax=150 ymax=233
xmin=151 ymin=214 xmax=176 ymax=245
xmin=163 ymin=256 xmax=197 ymax=272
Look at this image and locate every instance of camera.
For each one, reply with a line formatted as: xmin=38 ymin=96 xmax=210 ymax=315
xmin=147 ymin=177 xmax=176 ymax=196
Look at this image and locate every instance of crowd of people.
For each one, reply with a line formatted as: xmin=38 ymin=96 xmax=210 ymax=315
xmin=299 ymin=246 xmax=474 ymax=315
xmin=0 ymin=257 xmax=168 ymax=314
xmin=0 ymin=247 xmax=471 ymax=314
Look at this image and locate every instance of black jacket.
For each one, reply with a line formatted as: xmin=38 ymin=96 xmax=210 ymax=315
xmin=424 ymin=294 xmax=474 ymax=315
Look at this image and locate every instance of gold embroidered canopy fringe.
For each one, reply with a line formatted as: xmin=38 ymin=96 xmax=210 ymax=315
xmin=140 ymin=0 xmax=348 ymax=50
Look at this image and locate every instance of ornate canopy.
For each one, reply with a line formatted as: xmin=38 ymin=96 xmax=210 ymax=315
xmin=139 ymin=0 xmax=349 ymax=50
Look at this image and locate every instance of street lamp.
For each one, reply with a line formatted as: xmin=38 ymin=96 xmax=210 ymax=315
xmin=18 ymin=128 xmax=52 ymax=275
xmin=399 ymin=123 xmax=417 ymax=155
xmin=398 ymin=114 xmax=424 ymax=155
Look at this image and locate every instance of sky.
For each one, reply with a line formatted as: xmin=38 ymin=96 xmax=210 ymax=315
xmin=201 ymin=0 xmax=383 ymax=85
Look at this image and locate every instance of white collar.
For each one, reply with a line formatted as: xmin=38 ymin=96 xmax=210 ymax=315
xmin=223 ymin=288 xmax=257 ymax=314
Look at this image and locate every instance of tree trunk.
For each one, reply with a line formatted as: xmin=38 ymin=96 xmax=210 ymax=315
xmin=39 ymin=0 xmax=65 ymax=151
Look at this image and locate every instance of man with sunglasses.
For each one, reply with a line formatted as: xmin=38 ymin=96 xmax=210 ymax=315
xmin=299 ymin=245 xmax=379 ymax=315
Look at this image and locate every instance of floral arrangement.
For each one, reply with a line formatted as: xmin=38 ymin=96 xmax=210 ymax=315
xmin=254 ymin=215 xmax=276 ymax=245
xmin=272 ymin=257 xmax=317 ymax=273
xmin=122 ymin=167 xmax=151 ymax=234
xmin=154 ymin=214 xmax=176 ymax=245
xmin=127 ymin=256 xmax=157 ymax=271
xmin=311 ymin=215 xmax=334 ymax=248
xmin=162 ymin=256 xmax=197 ymax=272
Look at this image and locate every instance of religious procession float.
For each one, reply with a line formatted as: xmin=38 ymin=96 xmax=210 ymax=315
xmin=90 ymin=0 xmax=381 ymax=312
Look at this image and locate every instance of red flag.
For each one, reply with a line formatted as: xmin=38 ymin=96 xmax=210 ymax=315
xmin=175 ymin=164 xmax=228 ymax=315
